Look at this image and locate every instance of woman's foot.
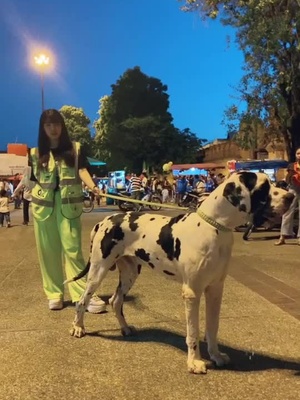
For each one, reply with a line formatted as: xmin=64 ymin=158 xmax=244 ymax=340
xmin=49 ymin=298 xmax=63 ymax=310
xmin=74 ymin=295 xmax=106 ymax=314
xmin=274 ymin=236 xmax=285 ymax=246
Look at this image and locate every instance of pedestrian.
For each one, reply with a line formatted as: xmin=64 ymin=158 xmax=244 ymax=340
xmin=275 ymin=147 xmax=300 ymax=246
xmin=194 ymin=176 xmax=206 ymax=195
xmin=12 ymin=165 xmax=34 ymax=225
xmin=0 ymin=189 xmax=11 ymax=228
xmin=128 ymin=173 xmax=143 ymax=211
xmin=216 ymin=173 xmax=225 ymax=185
xmin=29 ymin=108 xmax=106 ymax=311
xmin=176 ymin=176 xmax=188 ymax=203
xmin=140 ymin=171 xmax=150 ymax=202
xmin=161 ymin=187 xmax=169 ymax=203
xmin=0 ymin=179 xmax=11 ymax=195
xmin=12 ymin=174 xmax=22 ymax=209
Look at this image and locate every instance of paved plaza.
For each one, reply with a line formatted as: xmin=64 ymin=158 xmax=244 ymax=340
xmin=0 ymin=206 xmax=299 ymax=400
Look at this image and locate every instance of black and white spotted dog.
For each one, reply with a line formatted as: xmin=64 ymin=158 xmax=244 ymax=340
xmin=67 ymin=172 xmax=293 ymax=374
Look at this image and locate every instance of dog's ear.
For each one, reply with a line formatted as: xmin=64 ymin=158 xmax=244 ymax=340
xmin=223 ymin=182 xmax=244 ymax=207
xmin=237 ymin=172 xmax=258 ymax=192
xmin=250 ymin=179 xmax=271 ymax=213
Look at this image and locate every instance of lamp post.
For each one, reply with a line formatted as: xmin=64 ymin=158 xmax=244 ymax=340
xmin=34 ymin=54 xmax=49 ymax=111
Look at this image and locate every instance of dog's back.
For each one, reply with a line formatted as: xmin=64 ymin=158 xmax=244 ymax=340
xmin=90 ymin=211 xmax=233 ymax=286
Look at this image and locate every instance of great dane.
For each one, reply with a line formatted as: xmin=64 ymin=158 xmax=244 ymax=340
xmin=67 ymin=172 xmax=293 ymax=374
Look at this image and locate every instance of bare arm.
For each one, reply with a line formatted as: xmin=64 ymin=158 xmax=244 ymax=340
xmin=12 ymin=181 xmax=25 ymax=197
xmin=79 ymin=168 xmax=100 ymax=193
xmin=12 ymin=166 xmax=32 ymax=197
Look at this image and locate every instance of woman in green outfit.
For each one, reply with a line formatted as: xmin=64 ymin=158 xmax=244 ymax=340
xmin=30 ymin=109 xmax=105 ymax=312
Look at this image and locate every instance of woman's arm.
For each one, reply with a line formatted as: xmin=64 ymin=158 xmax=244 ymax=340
xmin=12 ymin=166 xmax=32 ymax=196
xmin=12 ymin=181 xmax=25 ymax=197
xmin=79 ymin=169 xmax=100 ymax=193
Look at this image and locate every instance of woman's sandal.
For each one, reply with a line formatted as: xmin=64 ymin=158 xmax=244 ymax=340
xmin=274 ymin=237 xmax=285 ymax=246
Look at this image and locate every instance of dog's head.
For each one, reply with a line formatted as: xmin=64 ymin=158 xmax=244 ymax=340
xmin=220 ymin=171 xmax=294 ymax=227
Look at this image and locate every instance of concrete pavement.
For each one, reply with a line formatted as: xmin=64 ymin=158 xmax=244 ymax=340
xmin=0 ymin=206 xmax=299 ymax=400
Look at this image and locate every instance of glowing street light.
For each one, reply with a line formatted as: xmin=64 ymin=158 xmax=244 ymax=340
xmin=34 ymin=53 xmax=50 ymax=111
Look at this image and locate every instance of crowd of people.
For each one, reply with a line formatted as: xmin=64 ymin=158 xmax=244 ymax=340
xmin=0 ymin=173 xmax=25 ymax=227
xmin=123 ymin=170 xmax=226 ymax=206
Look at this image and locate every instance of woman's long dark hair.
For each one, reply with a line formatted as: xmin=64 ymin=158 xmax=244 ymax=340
xmin=38 ymin=109 xmax=75 ymax=168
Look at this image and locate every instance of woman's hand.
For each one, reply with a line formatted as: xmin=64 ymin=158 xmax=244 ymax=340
xmin=92 ymin=186 xmax=101 ymax=196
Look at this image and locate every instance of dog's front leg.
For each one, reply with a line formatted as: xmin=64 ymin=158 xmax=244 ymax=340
xmin=205 ymin=282 xmax=230 ymax=367
xmin=70 ymin=298 xmax=88 ymax=338
xmin=182 ymin=284 xmax=207 ymax=374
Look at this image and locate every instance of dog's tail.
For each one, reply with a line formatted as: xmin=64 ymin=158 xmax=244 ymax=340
xmin=64 ymin=223 xmax=99 ymax=285
xmin=63 ymin=259 xmax=91 ymax=284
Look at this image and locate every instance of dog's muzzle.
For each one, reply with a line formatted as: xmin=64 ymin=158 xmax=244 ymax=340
xmin=283 ymin=192 xmax=294 ymax=211
xmin=254 ymin=191 xmax=294 ymax=225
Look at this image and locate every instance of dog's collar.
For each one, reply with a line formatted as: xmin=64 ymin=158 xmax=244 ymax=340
xmin=197 ymin=208 xmax=232 ymax=232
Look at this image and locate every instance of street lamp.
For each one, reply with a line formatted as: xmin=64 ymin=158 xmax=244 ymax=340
xmin=34 ymin=54 xmax=49 ymax=111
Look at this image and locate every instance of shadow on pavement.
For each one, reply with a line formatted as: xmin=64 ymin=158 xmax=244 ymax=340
xmin=88 ymin=328 xmax=300 ymax=375
xmin=245 ymin=235 xmax=280 ymax=241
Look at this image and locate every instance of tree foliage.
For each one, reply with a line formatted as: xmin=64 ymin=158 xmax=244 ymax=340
xmin=94 ymin=66 xmax=206 ymax=171
xmin=180 ymin=0 xmax=300 ymax=160
xmin=59 ymin=105 xmax=93 ymax=155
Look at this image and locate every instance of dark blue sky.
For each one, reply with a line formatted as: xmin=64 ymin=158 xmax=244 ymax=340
xmin=0 ymin=0 xmax=244 ymax=150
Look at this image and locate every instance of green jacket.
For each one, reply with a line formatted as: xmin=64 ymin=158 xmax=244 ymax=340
xmin=30 ymin=142 xmax=83 ymax=221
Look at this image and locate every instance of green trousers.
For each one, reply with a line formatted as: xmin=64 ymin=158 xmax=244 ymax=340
xmin=33 ymin=191 xmax=86 ymax=302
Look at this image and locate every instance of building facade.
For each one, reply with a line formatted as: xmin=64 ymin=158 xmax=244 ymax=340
xmin=203 ymin=138 xmax=288 ymax=179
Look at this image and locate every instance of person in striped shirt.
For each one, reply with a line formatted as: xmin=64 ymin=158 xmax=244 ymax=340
xmin=129 ymin=173 xmax=143 ymax=210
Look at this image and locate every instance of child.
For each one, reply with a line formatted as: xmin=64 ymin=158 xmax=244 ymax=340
xmin=0 ymin=189 xmax=11 ymax=228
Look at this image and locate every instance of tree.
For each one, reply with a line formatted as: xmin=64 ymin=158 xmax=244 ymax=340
xmin=94 ymin=95 xmax=117 ymax=162
xmin=59 ymin=105 xmax=93 ymax=155
xmin=180 ymin=0 xmax=300 ymax=160
xmin=111 ymin=66 xmax=172 ymax=124
xmin=94 ymin=66 xmax=205 ymax=171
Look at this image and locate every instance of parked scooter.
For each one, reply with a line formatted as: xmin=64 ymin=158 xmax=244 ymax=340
xmin=116 ymin=190 xmax=162 ymax=212
xmin=179 ymin=191 xmax=210 ymax=211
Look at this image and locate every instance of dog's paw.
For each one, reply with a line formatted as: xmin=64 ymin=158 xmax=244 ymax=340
xmin=210 ymin=352 xmax=231 ymax=367
xmin=70 ymin=324 xmax=86 ymax=338
xmin=121 ymin=325 xmax=136 ymax=336
xmin=187 ymin=359 xmax=207 ymax=374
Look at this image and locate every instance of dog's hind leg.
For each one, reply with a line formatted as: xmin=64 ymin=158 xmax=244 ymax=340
xmin=205 ymin=282 xmax=230 ymax=367
xmin=109 ymin=256 xmax=140 ymax=336
xmin=182 ymin=283 xmax=207 ymax=374
xmin=70 ymin=262 xmax=110 ymax=338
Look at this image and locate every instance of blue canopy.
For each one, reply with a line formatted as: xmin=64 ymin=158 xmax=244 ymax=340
xmin=87 ymin=157 xmax=106 ymax=166
xmin=235 ymin=160 xmax=288 ymax=170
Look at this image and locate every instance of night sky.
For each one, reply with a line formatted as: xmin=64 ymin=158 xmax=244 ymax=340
xmin=0 ymin=0 xmax=244 ymax=150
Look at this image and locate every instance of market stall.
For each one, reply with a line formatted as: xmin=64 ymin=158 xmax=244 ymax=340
xmin=234 ymin=159 xmax=289 ymax=182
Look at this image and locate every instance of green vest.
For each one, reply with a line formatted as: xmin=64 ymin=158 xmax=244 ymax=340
xmin=30 ymin=142 xmax=83 ymax=221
